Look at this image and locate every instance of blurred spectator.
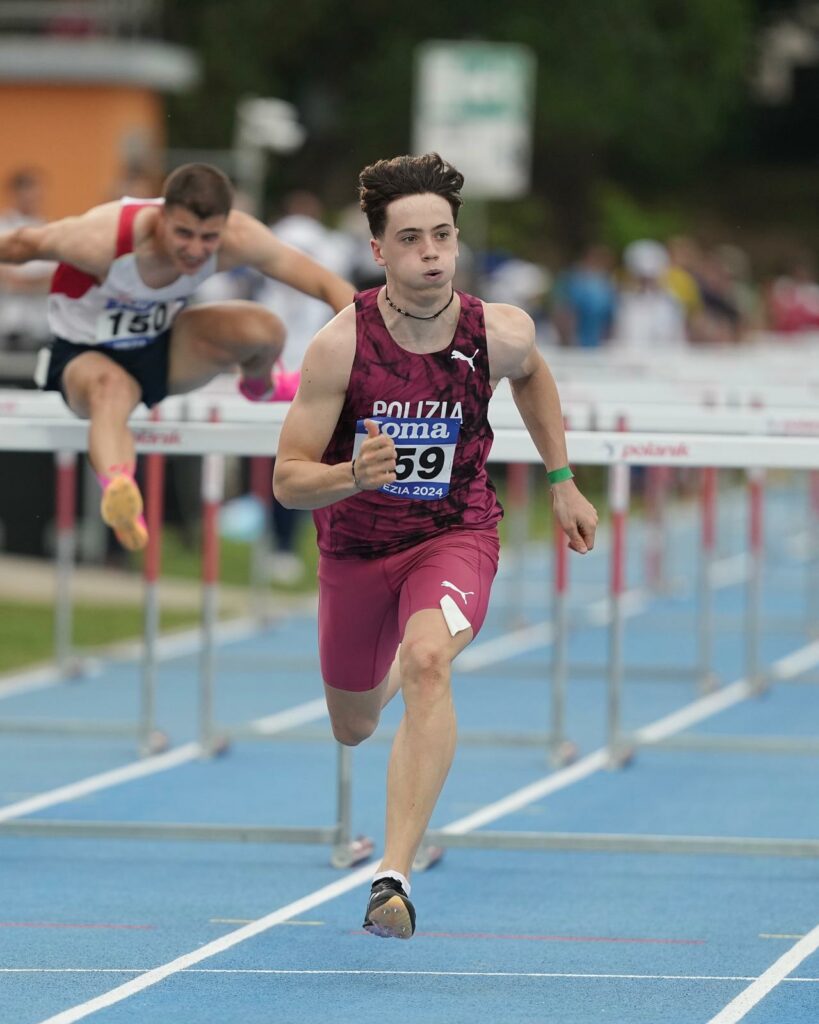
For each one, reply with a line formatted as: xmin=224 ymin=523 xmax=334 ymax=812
xmin=551 ymin=243 xmax=617 ymax=348
xmin=664 ymin=235 xmax=704 ymax=337
xmin=0 ymin=168 xmax=54 ymax=351
xmin=612 ymin=240 xmax=686 ymax=350
xmin=257 ymin=191 xmax=354 ymax=373
xmin=109 ymin=160 xmax=162 ymax=201
xmin=765 ymin=256 xmax=819 ymax=334
xmin=714 ymin=244 xmax=761 ymax=335
xmin=256 ymin=191 xmax=356 ymax=583
xmin=337 ymin=201 xmax=385 ymax=290
xmin=483 ymin=256 xmax=551 ymax=332
xmin=696 ymin=246 xmax=745 ymax=344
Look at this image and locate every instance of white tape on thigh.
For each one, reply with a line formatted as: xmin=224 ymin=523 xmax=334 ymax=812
xmin=440 ymin=594 xmax=471 ymax=637
xmin=33 ymin=346 xmax=51 ymax=388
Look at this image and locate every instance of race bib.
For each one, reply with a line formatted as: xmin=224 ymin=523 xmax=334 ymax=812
xmin=96 ymin=298 xmax=186 ymax=349
xmin=353 ymin=417 xmax=460 ymax=501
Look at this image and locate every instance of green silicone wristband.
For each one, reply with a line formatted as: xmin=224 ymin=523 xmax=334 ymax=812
xmin=547 ymin=465 xmax=574 ymax=485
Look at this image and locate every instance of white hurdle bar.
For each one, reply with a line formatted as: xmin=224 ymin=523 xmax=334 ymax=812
xmin=1 ymin=398 xmax=819 ymax=860
xmin=0 ymin=401 xmax=373 ymax=866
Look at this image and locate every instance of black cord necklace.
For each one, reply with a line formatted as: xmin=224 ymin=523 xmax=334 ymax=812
xmin=384 ymin=287 xmax=455 ymax=321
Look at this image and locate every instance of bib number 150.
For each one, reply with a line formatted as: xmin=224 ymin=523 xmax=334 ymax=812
xmin=108 ymin=305 xmax=168 ymax=336
xmin=97 ymin=299 xmax=185 ymax=345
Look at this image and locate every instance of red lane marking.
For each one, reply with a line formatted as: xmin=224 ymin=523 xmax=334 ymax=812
xmin=352 ymin=930 xmax=704 ymax=945
xmin=0 ymin=922 xmax=154 ymax=931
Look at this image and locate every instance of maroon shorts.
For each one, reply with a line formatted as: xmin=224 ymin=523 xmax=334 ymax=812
xmin=318 ymin=527 xmax=500 ymax=692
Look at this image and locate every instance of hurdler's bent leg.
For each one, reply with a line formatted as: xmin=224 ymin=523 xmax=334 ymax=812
xmin=166 ymin=302 xmax=286 ymax=398
xmin=99 ymin=470 xmax=147 ymax=552
xmin=63 ymin=352 xmax=148 ymax=551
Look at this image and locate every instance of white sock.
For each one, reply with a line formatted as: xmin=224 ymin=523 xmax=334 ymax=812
xmin=373 ymin=869 xmax=411 ymax=898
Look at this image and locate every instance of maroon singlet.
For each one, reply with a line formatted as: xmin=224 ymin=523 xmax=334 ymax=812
xmin=313 ymin=288 xmax=503 ymax=559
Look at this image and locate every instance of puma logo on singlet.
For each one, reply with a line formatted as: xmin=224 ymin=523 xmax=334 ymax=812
xmin=451 ymin=349 xmax=477 ymax=372
xmin=441 ymin=580 xmax=475 ymax=605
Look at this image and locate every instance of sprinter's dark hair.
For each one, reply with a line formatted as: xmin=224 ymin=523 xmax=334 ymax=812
xmin=358 ymin=153 xmax=464 ymax=238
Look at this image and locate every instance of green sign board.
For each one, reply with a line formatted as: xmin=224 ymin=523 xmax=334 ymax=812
xmin=413 ymin=41 xmax=536 ymax=199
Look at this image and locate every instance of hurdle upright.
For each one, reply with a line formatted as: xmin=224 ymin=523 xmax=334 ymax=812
xmin=0 ymin=400 xmax=372 ymax=869
xmin=415 ymin=428 xmax=819 ymax=868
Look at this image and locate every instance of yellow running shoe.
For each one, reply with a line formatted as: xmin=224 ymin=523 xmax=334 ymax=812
xmin=100 ymin=475 xmax=148 ymax=552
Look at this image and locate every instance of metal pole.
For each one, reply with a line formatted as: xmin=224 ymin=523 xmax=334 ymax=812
xmin=808 ymin=471 xmax=819 ymax=637
xmin=140 ymin=410 xmax=167 ymax=756
xmin=607 ymin=416 xmax=630 ymax=767
xmin=53 ymin=449 xmax=77 ymax=674
xmin=330 ymin=743 xmax=376 ymax=868
xmin=199 ymin=407 xmax=225 ymax=755
xmin=549 ymin=445 xmax=576 ymax=765
xmin=746 ymin=467 xmax=765 ymax=694
xmin=249 ymin=455 xmax=273 ymax=621
xmin=644 ymin=465 xmax=669 ymax=593
xmin=336 ymin=742 xmax=352 ymax=845
xmin=550 ymin=535 xmax=575 ymax=766
xmin=506 ymin=461 xmax=529 ymax=629
xmin=698 ymin=466 xmax=718 ymax=692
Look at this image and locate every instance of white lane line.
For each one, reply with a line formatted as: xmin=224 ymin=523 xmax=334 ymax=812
xmin=0 ymin=606 xmax=558 ymax=823
xmin=0 ymin=664 xmax=84 ymax=699
xmin=0 ymin=744 xmax=201 ymax=823
xmin=441 ymin=749 xmax=609 ymax=835
xmin=457 ymin=621 xmax=553 ymax=669
xmin=459 ymin=545 xmax=759 ymax=668
xmin=35 ymin=865 xmax=376 ymax=1024
xmin=457 ymin=587 xmax=646 ymax=669
xmin=440 ymin=673 xmax=760 ymax=836
xmin=707 ymin=923 xmax=819 ymax=1023
xmin=248 ymin=699 xmax=328 ymax=735
xmin=7 ymin=967 xmax=817 ymax=982
xmin=634 ymin=680 xmax=752 ymax=745
xmin=447 ymin=640 xmax=819 ymax=838
xmin=0 ymin=700 xmax=329 ymax=823
xmin=209 ymin=918 xmax=324 ymax=926
xmin=0 ymin=610 xmax=317 ymax=699
xmin=710 ymin=553 xmax=752 ymax=588
xmin=770 ymin=639 xmax=819 ymax=680
xmin=38 ymin=634 xmax=819 ymax=1023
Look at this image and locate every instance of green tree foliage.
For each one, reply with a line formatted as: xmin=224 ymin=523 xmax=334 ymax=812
xmin=162 ymin=0 xmax=753 ymax=241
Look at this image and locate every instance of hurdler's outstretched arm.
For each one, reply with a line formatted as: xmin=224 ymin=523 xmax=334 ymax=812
xmin=0 ymin=203 xmax=118 ymax=276
xmin=487 ymin=302 xmax=598 ymax=553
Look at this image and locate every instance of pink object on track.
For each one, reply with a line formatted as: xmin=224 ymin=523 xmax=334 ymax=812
xmin=238 ymin=369 xmax=300 ymax=403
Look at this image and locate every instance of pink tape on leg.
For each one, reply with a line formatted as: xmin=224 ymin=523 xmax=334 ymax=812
xmin=271 ymin=369 xmax=301 ymax=401
xmin=96 ymin=464 xmax=136 ymax=490
xmin=238 ymin=370 xmax=300 ymax=403
xmin=238 ymin=374 xmax=275 ymax=402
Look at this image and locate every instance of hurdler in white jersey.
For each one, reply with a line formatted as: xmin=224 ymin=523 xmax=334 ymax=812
xmin=47 ymin=198 xmax=216 ymax=349
xmin=0 ymin=163 xmax=355 ymax=551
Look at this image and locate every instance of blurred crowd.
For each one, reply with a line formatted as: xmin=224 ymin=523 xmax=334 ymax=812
xmin=502 ymin=235 xmax=819 ymax=351
xmin=4 ymin=164 xmax=819 ymax=367
xmin=3 ymin=163 xmax=819 ymax=571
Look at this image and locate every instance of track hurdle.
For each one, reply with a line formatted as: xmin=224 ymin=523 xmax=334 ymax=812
xmin=416 ymin=431 xmax=819 ymax=868
xmin=2 ymin=398 xmax=818 ymax=865
xmin=0 ymin=398 xmax=168 ymax=753
xmin=0 ymin=399 xmax=372 ymax=868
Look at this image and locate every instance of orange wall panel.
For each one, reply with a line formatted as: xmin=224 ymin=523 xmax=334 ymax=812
xmin=0 ymin=85 xmax=165 ymax=218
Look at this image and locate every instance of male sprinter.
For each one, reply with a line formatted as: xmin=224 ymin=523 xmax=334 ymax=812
xmin=273 ymin=153 xmax=597 ymax=938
